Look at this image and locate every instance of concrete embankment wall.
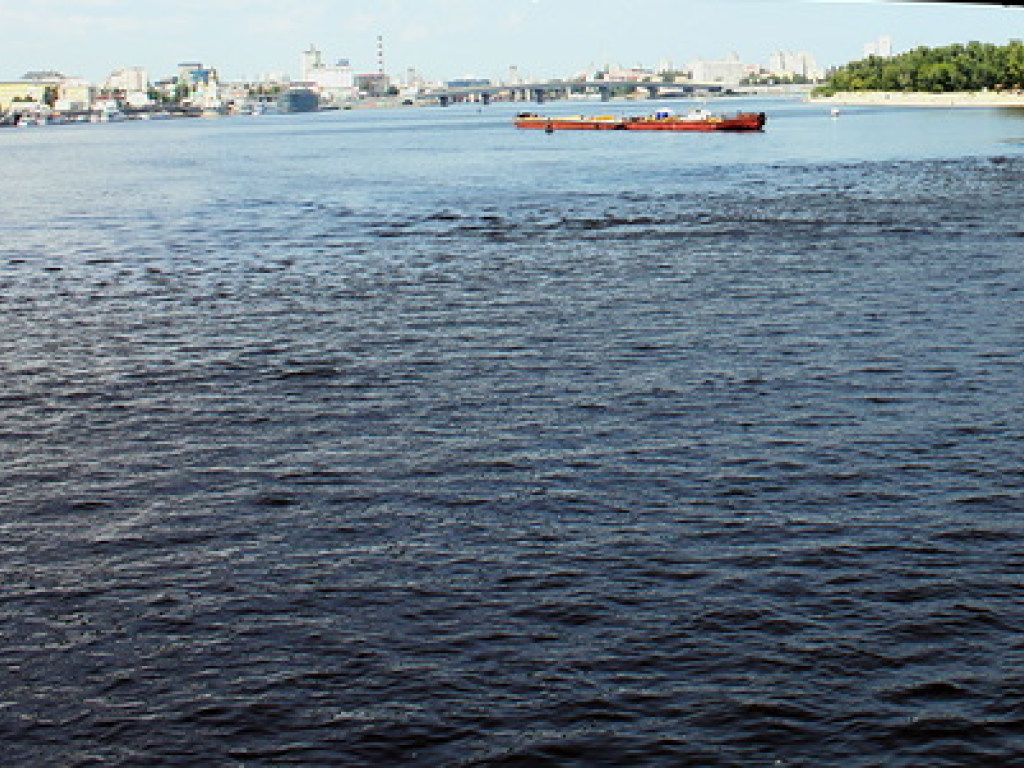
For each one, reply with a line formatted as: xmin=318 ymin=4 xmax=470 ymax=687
xmin=810 ymin=91 xmax=1024 ymax=108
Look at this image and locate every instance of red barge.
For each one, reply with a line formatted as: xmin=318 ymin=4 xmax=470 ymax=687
xmin=515 ymin=108 xmax=766 ymax=133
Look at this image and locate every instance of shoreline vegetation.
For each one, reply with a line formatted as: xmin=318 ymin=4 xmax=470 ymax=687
xmin=810 ymin=40 xmax=1024 ymax=108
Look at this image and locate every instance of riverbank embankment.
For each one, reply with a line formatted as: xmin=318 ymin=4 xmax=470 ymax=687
xmin=810 ymin=91 xmax=1024 ymax=108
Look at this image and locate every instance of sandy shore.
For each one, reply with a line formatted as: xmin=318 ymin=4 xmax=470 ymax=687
xmin=809 ymin=91 xmax=1024 ymax=108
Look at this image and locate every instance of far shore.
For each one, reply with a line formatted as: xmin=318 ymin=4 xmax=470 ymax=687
xmin=809 ymin=90 xmax=1024 ymax=108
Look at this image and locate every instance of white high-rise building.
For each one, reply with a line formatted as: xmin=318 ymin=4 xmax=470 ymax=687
xmin=104 ymin=67 xmax=149 ymax=93
xmin=689 ymin=53 xmax=747 ymax=86
xmin=864 ymin=36 xmax=894 ymax=59
xmin=301 ymin=45 xmax=323 ymax=82
xmin=300 ymin=44 xmax=356 ymax=102
xmin=768 ymin=51 xmax=824 ymax=80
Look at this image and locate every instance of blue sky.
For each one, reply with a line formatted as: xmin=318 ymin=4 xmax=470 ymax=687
xmin=2 ymin=0 xmax=1022 ymax=82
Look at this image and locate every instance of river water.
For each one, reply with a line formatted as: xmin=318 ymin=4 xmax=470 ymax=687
xmin=2 ymin=98 xmax=1023 ymax=766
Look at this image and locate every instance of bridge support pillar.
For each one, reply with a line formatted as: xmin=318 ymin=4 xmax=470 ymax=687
xmin=439 ymin=95 xmax=450 ymax=107
xmin=481 ymin=93 xmax=491 ymax=106
xmin=600 ymin=86 xmax=611 ymax=102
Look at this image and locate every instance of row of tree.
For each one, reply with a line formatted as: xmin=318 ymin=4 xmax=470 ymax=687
xmin=817 ymin=40 xmax=1024 ymax=94
xmin=741 ymin=73 xmax=815 ymax=87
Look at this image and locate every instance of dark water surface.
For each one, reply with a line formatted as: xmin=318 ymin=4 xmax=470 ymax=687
xmin=2 ymin=99 xmax=1023 ymax=766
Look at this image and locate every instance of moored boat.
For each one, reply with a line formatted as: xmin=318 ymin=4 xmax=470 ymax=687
xmin=515 ymin=108 xmax=766 ymax=132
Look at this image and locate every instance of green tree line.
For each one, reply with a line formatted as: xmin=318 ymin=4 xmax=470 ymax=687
xmin=817 ymin=40 xmax=1024 ymax=95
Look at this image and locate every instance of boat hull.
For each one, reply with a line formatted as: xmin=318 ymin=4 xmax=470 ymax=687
xmin=625 ymin=113 xmax=766 ymax=131
xmin=515 ymin=116 xmax=627 ymax=131
xmin=515 ymin=112 xmax=766 ymax=132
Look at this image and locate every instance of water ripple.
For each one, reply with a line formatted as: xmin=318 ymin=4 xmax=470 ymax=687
xmin=1 ymin=111 xmax=1022 ymax=766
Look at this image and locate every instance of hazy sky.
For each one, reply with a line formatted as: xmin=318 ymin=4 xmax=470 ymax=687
xmin=2 ymin=0 xmax=1023 ymax=82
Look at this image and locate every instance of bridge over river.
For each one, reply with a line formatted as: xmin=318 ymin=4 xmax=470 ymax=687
xmin=420 ymin=79 xmax=731 ymax=106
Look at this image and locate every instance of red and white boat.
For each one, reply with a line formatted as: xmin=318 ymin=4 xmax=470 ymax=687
xmin=515 ymin=108 xmax=766 ymax=132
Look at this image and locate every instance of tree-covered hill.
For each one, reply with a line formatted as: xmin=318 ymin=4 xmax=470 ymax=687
xmin=817 ymin=40 xmax=1024 ymax=94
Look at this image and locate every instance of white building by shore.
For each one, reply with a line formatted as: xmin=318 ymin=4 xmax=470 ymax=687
xmin=105 ymin=67 xmax=149 ymax=93
xmin=301 ymin=44 xmax=357 ymax=103
xmin=54 ymin=78 xmax=94 ymax=111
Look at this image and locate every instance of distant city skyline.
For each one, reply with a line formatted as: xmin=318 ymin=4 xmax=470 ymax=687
xmin=3 ymin=0 xmax=1023 ymax=84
